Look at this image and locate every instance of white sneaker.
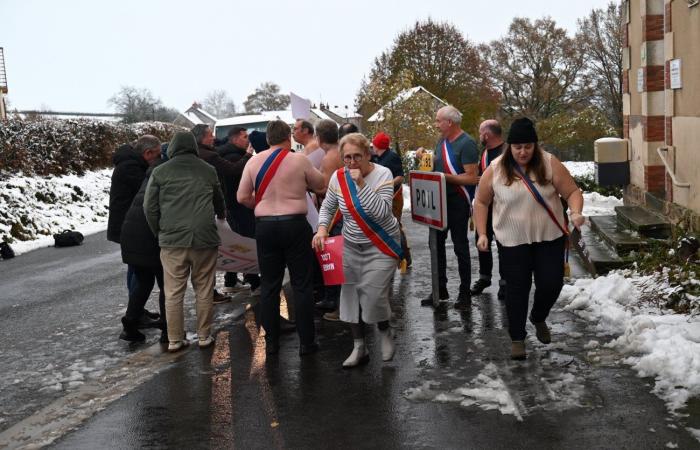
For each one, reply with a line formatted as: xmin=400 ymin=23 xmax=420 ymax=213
xmin=342 ymin=340 xmax=369 ymax=368
xmin=198 ymin=335 xmax=215 ymax=349
xmin=380 ymin=328 xmax=395 ymax=361
xmin=168 ymin=341 xmax=188 ymax=353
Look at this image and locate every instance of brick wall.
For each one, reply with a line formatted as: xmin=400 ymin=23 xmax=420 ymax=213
xmin=643 ymin=15 xmax=664 ymax=41
xmin=624 ymin=115 xmax=630 ymax=139
xmin=623 ymin=71 xmax=629 ymax=94
xmin=643 ymin=66 xmax=665 ymax=92
xmin=643 ymin=115 xmax=665 ymax=142
xmin=645 ymin=165 xmax=666 ymax=192
xmin=665 ymin=3 xmax=672 ymax=33
xmin=665 ymin=116 xmax=673 ymax=145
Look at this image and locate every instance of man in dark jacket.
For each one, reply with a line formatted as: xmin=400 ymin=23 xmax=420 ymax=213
xmin=119 ymin=159 xmax=167 ymax=342
xmin=192 ymin=124 xmax=253 ymax=302
xmin=108 ymin=136 xmax=163 ymax=325
xmin=144 ymin=131 xmax=226 ymax=352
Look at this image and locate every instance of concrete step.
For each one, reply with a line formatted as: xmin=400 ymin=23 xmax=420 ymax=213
xmin=589 ymin=215 xmax=647 ymax=256
xmin=615 ymin=205 xmax=671 ymax=239
xmin=570 ymin=225 xmax=628 ymax=275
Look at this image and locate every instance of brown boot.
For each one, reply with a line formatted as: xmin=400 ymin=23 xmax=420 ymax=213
xmin=511 ymin=341 xmax=526 ymax=360
xmin=530 ymin=316 xmax=551 ymax=344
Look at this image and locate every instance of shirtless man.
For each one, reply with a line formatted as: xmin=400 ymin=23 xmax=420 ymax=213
xmin=238 ymin=120 xmax=325 ymax=356
xmin=294 ymin=119 xmax=322 ymax=164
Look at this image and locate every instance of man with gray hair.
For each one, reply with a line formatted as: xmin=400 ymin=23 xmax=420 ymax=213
xmin=108 ymin=134 xmax=164 ymax=331
xmin=415 ymin=105 xmax=479 ymax=310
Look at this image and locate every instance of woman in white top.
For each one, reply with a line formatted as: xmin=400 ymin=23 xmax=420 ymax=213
xmin=473 ymin=118 xmax=585 ymax=360
xmin=313 ymin=133 xmax=401 ymax=368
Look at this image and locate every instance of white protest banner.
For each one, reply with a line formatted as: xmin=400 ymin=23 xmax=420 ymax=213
xmin=215 ymin=219 xmax=259 ymax=273
xmin=290 ymin=92 xmax=311 ymax=120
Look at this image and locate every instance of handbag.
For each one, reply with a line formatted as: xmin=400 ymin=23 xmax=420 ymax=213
xmin=53 ymin=230 xmax=84 ymax=247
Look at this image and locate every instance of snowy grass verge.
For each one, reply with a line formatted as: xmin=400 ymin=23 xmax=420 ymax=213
xmin=559 ymin=271 xmax=700 ymax=414
xmin=0 ymin=169 xmax=111 ymax=254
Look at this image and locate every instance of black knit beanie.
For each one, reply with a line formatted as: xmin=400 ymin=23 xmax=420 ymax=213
xmin=507 ymin=117 xmax=538 ymax=144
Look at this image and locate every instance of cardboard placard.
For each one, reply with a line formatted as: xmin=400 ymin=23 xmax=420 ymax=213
xmin=315 ymin=236 xmax=345 ymax=285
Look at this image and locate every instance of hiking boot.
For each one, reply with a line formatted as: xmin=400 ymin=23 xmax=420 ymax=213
xmin=511 ymin=341 xmax=526 ymax=360
xmin=453 ymin=293 xmax=472 ymax=310
xmin=119 ymin=317 xmax=145 ymax=342
xmin=380 ymin=328 xmax=395 ymax=362
xmin=323 ymin=309 xmax=340 ymax=322
xmin=343 ymin=339 xmax=369 ymax=368
xmin=470 ymin=278 xmax=492 ymax=295
xmin=530 ymin=316 xmax=551 ymax=344
xmin=420 ymin=289 xmax=449 ymax=307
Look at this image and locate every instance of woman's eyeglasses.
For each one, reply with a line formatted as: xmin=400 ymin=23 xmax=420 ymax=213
xmin=343 ymin=154 xmax=365 ymax=163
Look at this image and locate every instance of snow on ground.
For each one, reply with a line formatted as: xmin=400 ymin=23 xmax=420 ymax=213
xmin=563 ymin=161 xmax=594 ymax=178
xmin=559 ymin=271 xmax=700 ymax=414
xmin=0 ymin=169 xmax=111 ymax=254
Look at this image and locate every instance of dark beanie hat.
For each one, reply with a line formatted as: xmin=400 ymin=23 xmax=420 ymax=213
xmin=507 ymin=117 xmax=538 ymax=144
xmin=249 ymin=131 xmax=268 ymax=152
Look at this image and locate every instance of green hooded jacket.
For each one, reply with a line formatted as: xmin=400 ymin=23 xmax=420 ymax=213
xmin=144 ymin=132 xmax=225 ymax=249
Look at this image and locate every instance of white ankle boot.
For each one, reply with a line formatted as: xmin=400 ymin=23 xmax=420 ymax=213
xmin=380 ymin=328 xmax=395 ymax=361
xmin=342 ymin=339 xmax=368 ymax=368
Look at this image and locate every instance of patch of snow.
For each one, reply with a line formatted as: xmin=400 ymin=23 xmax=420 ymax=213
xmin=563 ymin=161 xmax=594 ymax=178
xmin=1 ymin=169 xmax=112 ymax=254
xmin=582 ymin=192 xmax=623 ymax=217
xmin=687 ymin=428 xmax=700 ymax=443
xmin=558 ymin=271 xmax=700 ymax=413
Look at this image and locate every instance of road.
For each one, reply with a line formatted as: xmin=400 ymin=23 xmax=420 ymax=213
xmin=0 ymin=219 xmax=698 ymax=449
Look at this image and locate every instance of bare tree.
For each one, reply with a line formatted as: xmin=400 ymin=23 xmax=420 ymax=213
xmin=577 ymin=2 xmax=624 ymax=136
xmin=202 ymin=89 xmax=237 ymax=118
xmin=489 ymin=17 xmax=589 ymax=120
xmin=107 ymin=86 xmax=177 ymax=123
xmin=243 ymin=82 xmax=289 ymax=113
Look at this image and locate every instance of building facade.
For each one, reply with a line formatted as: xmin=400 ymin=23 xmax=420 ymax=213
xmin=623 ymin=0 xmax=700 ymax=217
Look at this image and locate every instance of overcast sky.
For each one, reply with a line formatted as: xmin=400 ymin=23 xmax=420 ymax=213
xmin=1 ymin=0 xmax=615 ymax=114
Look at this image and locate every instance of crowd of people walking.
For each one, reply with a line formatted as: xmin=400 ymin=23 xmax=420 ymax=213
xmin=108 ymin=106 xmax=584 ymax=363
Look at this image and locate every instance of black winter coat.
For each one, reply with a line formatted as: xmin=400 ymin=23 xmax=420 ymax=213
xmin=107 ymin=144 xmax=147 ymax=243
xmin=120 ymin=162 xmax=162 ymax=268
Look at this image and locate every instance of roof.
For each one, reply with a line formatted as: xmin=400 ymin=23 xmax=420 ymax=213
xmin=324 ymin=106 xmax=361 ymax=119
xmin=215 ymin=110 xmax=297 ymax=127
xmin=367 ymin=85 xmax=447 ymax=122
xmin=179 ymin=110 xmax=205 ymax=125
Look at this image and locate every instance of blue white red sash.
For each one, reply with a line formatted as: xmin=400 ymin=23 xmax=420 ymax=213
xmin=336 ymin=168 xmax=403 ymax=260
xmin=254 ymin=147 xmax=290 ymax=205
xmin=441 ymin=138 xmax=472 ymax=204
xmin=480 ymin=149 xmax=489 ymax=172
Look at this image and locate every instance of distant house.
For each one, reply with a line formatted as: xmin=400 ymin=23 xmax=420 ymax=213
xmin=174 ymin=102 xmax=217 ymax=129
xmin=318 ymin=105 xmax=362 ymax=130
xmin=367 ymin=86 xmax=447 ymax=123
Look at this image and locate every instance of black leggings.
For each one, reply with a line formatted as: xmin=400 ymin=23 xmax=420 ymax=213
xmin=499 ymin=236 xmax=566 ymax=341
xmin=125 ymin=265 xmax=166 ymax=325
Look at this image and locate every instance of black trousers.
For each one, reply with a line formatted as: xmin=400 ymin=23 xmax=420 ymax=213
xmin=437 ymin=194 xmax=472 ymax=296
xmin=125 ymin=265 xmax=166 ymax=325
xmin=255 ymin=216 xmax=315 ymax=346
xmin=474 ymin=205 xmax=505 ymax=282
xmin=499 ymin=235 xmax=566 ymax=341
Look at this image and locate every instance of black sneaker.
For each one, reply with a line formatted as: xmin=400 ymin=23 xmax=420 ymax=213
xmin=420 ymin=290 xmax=449 ymax=307
xmin=470 ymin=278 xmax=491 ymax=295
xmin=453 ymin=292 xmax=472 ymax=310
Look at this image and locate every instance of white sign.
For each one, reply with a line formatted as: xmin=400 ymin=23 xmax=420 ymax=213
xmin=215 ymin=219 xmax=259 ymax=273
xmin=670 ymin=59 xmax=682 ymax=89
xmin=637 ymin=68 xmax=645 ymax=93
xmin=290 ymin=92 xmax=311 ymax=120
xmin=409 ymin=170 xmax=447 ymax=230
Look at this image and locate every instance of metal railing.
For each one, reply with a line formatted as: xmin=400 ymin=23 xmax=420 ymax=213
xmin=657 ymin=146 xmax=691 ymax=188
xmin=0 ymin=47 xmax=7 ymax=93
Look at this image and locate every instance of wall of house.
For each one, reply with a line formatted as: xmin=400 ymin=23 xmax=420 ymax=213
xmin=625 ymin=0 xmax=700 ymax=215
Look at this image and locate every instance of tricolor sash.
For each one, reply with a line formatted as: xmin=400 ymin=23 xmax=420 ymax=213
xmin=480 ymin=149 xmax=490 ymax=172
xmin=254 ymin=147 xmax=290 ymax=205
xmin=336 ymin=168 xmax=403 ymax=260
xmin=441 ymin=138 xmax=473 ymax=204
xmin=328 ymin=209 xmax=342 ymax=231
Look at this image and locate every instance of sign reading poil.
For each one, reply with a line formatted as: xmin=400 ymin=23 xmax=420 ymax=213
xmin=409 ymin=170 xmax=447 ymax=230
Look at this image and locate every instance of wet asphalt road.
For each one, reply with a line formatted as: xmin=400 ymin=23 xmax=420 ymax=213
xmin=2 ymin=218 xmax=700 ymax=449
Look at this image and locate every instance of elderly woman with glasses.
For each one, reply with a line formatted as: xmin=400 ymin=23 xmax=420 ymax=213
xmin=312 ymin=133 xmax=402 ymax=368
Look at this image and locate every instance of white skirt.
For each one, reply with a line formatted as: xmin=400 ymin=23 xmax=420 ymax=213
xmin=339 ymin=238 xmax=397 ymax=324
